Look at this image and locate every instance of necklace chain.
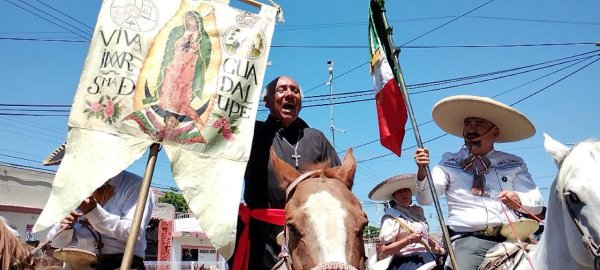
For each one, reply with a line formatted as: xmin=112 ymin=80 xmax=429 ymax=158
xmin=277 ymin=132 xmax=301 ymax=169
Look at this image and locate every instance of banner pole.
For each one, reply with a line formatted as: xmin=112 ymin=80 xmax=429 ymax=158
xmin=374 ymin=1 xmax=459 ymax=269
xmin=120 ymin=143 xmax=160 ymax=270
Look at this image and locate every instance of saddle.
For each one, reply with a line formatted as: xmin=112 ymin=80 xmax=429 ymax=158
xmin=53 ymin=247 xmax=97 ymax=270
xmin=478 ymin=242 xmax=534 ymax=270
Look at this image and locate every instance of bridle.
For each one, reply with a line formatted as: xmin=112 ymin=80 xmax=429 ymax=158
xmin=276 ymin=170 xmax=359 ymax=270
xmin=562 ymin=189 xmax=600 ymax=269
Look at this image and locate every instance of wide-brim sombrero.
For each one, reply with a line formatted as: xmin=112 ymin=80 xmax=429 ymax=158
xmin=432 ymin=95 xmax=535 ymax=143
xmin=368 ymin=174 xmax=417 ymax=201
xmin=500 ymin=218 xmax=539 ymax=242
xmin=53 ymin=247 xmax=97 ymax=268
xmin=42 ymin=143 xmax=66 ymax=166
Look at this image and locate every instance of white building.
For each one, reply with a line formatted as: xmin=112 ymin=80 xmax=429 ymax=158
xmin=0 ymin=163 xmax=54 ymax=244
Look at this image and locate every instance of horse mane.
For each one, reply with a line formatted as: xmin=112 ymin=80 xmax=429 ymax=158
xmin=556 ymin=140 xmax=600 ymax=201
xmin=0 ymin=218 xmax=36 ymax=270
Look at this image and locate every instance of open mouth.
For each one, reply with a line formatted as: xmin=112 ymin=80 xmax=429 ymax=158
xmin=464 ymin=133 xmax=480 ymax=140
xmin=282 ymin=103 xmax=296 ymax=113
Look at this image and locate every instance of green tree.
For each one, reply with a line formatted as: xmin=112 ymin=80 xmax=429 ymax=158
xmin=363 ymin=224 xmax=380 ymax=239
xmin=158 ymin=191 xmax=189 ymax=213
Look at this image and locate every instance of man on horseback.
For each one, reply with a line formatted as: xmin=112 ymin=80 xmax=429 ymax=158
xmin=413 ymin=95 xmax=544 ymax=269
xmin=44 ymin=145 xmax=154 ymax=270
xmin=228 ymin=76 xmax=340 ymax=270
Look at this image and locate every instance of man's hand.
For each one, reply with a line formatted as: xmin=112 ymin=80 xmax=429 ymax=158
xmin=78 ymin=196 xmax=98 ymax=214
xmin=415 ymin=148 xmax=430 ymax=181
xmin=499 ymin=191 xmax=521 ymax=210
xmin=60 ymin=211 xmax=82 ymax=230
xmin=414 ymin=148 xmax=430 ymax=168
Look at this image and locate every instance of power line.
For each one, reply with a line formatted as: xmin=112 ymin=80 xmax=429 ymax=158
xmin=4 ymin=0 xmax=91 ymax=40
xmin=400 ymin=0 xmax=497 ymax=46
xmin=15 ymin=0 xmax=92 ymax=38
xmin=0 ymin=37 xmax=87 ymax=43
xmin=32 ymin=0 xmax=94 ymax=30
xmin=357 ymin=56 xmax=599 ymax=163
xmin=511 ymin=58 xmax=600 ymax=106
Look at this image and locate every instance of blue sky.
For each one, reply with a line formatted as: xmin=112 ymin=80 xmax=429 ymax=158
xmin=1 ymin=0 xmax=599 ymax=231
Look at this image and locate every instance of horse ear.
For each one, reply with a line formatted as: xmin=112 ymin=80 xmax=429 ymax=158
xmin=544 ymin=133 xmax=570 ymax=165
xmin=328 ymin=148 xmax=356 ymax=189
xmin=270 ymin=147 xmax=301 ymax=190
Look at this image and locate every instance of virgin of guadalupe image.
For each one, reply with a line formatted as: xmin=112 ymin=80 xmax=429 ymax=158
xmin=126 ymin=3 xmax=221 ymax=144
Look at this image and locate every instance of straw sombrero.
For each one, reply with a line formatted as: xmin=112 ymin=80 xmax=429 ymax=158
xmin=368 ymin=174 xmax=417 ymax=201
xmin=500 ymin=218 xmax=539 ymax=242
xmin=42 ymin=143 xmax=66 ymax=166
xmin=432 ymin=95 xmax=535 ymax=143
xmin=53 ymin=247 xmax=97 ymax=269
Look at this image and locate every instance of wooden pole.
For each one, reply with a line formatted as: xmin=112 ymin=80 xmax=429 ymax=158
xmin=120 ymin=143 xmax=160 ymax=270
xmin=371 ymin=0 xmax=459 ymax=268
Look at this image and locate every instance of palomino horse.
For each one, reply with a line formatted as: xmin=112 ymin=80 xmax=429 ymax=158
xmin=514 ymin=134 xmax=600 ymax=270
xmin=271 ymin=148 xmax=368 ymax=270
xmin=0 ymin=217 xmax=60 ymax=270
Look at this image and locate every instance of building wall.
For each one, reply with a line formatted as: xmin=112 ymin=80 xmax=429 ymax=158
xmin=0 ymin=210 xmax=51 ymax=243
xmin=172 ymin=235 xmax=227 ymax=269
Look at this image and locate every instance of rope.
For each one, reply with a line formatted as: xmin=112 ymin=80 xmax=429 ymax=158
xmin=506 ymin=196 xmax=543 ymax=223
xmin=499 ymin=201 xmax=534 ymax=270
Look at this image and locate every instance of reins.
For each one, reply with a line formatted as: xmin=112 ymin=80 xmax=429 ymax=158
xmin=499 ymin=198 xmax=535 ymax=270
xmin=285 ymin=170 xmax=320 ymax=201
xmin=562 ymin=191 xmax=600 ymax=266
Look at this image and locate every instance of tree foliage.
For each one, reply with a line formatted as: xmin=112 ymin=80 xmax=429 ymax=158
xmin=363 ymin=224 xmax=380 ymax=239
xmin=158 ymin=191 xmax=189 ymax=213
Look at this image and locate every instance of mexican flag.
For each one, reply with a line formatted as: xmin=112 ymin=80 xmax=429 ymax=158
xmin=368 ymin=0 xmax=407 ymax=156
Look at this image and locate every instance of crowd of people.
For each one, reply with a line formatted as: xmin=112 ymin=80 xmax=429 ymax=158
xmin=1 ymin=74 xmax=548 ymax=270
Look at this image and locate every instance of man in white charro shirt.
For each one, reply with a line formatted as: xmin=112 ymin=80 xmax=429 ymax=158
xmin=414 ymin=95 xmax=544 ymax=269
xmin=44 ymin=145 xmax=154 ymax=270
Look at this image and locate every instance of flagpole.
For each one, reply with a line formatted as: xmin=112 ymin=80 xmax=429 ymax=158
xmin=120 ymin=143 xmax=160 ymax=270
xmin=373 ymin=1 xmax=459 ymax=269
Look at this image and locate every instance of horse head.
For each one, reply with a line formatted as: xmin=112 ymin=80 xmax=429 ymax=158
xmin=271 ymin=147 xmax=367 ymax=270
xmin=535 ymin=134 xmax=600 ymax=270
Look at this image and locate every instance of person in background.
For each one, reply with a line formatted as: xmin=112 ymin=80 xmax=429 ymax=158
xmin=369 ymin=174 xmax=444 ymax=270
xmin=414 ymin=95 xmax=543 ymax=269
xmin=228 ymin=76 xmax=340 ymax=270
xmin=44 ymin=144 xmax=154 ymax=270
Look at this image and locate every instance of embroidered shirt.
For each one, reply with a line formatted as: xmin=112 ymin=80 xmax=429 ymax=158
xmin=416 ymin=148 xmax=543 ymax=233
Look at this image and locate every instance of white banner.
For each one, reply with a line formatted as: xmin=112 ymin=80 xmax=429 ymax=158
xmin=34 ymin=0 xmax=277 ymax=258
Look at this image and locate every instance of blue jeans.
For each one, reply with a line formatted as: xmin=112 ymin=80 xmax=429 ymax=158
xmin=448 ymin=236 xmax=498 ymax=270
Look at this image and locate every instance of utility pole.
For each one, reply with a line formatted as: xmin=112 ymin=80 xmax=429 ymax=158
xmin=327 ymin=60 xmax=344 ymax=149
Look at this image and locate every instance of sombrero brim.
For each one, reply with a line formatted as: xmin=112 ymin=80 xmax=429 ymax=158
xmin=53 ymin=247 xmax=97 ymax=266
xmin=500 ymin=218 xmax=539 ymax=242
xmin=42 ymin=143 xmax=66 ymax=166
xmin=432 ymin=95 xmax=535 ymax=143
xmin=368 ymin=174 xmax=417 ymax=201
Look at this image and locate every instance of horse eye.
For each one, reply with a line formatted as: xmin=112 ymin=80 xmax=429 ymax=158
xmin=565 ymin=191 xmax=581 ymax=204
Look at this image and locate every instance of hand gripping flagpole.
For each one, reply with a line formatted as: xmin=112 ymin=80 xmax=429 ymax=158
xmin=120 ymin=143 xmax=160 ymax=270
xmin=372 ymin=1 xmax=459 ymax=268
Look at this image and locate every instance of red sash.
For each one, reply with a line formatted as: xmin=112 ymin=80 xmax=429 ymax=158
xmin=233 ymin=203 xmax=286 ymax=270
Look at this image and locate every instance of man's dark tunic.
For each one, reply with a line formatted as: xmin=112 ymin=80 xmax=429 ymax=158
xmin=230 ymin=115 xmax=340 ymax=269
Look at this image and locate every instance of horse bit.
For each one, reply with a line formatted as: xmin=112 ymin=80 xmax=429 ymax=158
xmin=563 ymin=190 xmax=600 ymax=269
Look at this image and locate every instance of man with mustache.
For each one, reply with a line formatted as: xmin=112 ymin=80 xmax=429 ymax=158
xmin=229 ymin=76 xmax=340 ymax=270
xmin=413 ymin=95 xmax=543 ymax=269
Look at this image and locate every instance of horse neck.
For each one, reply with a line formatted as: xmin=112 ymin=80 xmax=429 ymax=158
xmin=520 ymin=184 xmax=592 ymax=270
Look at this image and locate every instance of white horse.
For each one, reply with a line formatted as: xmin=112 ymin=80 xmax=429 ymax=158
xmin=515 ymin=134 xmax=600 ymax=270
